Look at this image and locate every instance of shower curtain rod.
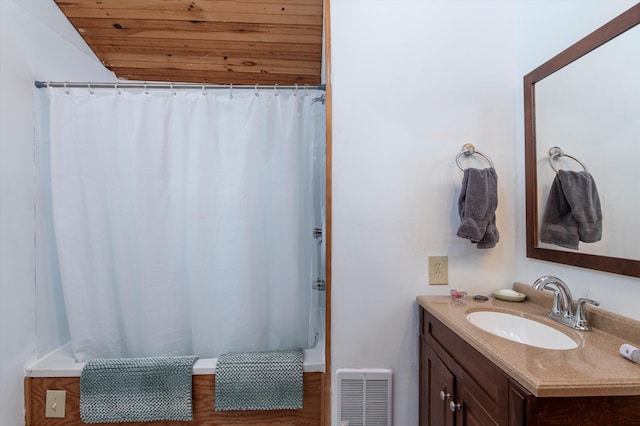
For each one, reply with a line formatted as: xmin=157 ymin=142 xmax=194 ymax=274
xmin=34 ymin=80 xmax=325 ymax=91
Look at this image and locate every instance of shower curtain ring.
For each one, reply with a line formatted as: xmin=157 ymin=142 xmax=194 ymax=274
xmin=88 ymin=82 xmax=94 ymax=95
xmin=294 ymin=84 xmax=298 ymax=96
xmin=64 ymin=81 xmax=69 ymax=94
xmin=254 ymin=84 xmax=259 ymax=96
xmin=201 ymin=85 xmax=206 ymax=96
xmin=229 ymin=83 xmax=233 ymax=99
xmin=274 ymin=84 xmax=279 ymax=96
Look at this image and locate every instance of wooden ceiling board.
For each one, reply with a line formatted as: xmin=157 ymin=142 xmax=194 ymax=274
xmin=85 ymin=39 xmax=322 ymax=60
xmin=54 ymin=0 xmax=323 ymax=85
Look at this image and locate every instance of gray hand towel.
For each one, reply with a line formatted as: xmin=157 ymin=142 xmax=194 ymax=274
xmin=540 ymin=170 xmax=602 ymax=250
xmin=457 ymin=167 xmax=499 ymax=249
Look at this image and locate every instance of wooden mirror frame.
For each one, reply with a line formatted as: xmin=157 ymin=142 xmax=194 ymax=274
xmin=524 ymin=3 xmax=640 ymax=278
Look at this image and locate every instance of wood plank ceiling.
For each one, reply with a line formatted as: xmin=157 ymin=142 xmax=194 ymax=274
xmin=54 ymin=0 xmax=323 ymax=86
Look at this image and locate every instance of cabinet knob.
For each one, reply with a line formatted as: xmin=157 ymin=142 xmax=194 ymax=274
xmin=449 ymin=400 xmax=461 ymax=412
xmin=439 ymin=390 xmax=450 ymax=401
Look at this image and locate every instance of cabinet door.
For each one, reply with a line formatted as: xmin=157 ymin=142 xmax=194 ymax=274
xmin=422 ymin=344 xmax=455 ymax=426
xmin=422 ymin=307 xmax=510 ymax=425
xmin=452 ymin=382 xmax=499 ymax=426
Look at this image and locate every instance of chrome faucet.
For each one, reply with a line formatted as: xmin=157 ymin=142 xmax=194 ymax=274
xmin=532 ymin=276 xmax=600 ymax=331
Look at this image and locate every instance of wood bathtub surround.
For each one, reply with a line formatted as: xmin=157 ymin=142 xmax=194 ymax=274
xmin=53 ymin=0 xmax=324 ymax=85
xmin=25 ymin=372 xmax=322 ymax=425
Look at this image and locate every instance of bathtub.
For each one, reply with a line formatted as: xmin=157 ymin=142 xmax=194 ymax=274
xmin=24 ymin=340 xmax=325 ymax=425
xmin=25 ymin=339 xmax=325 ymax=377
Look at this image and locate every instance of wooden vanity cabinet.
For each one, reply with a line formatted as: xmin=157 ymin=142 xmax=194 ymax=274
xmin=420 ymin=307 xmax=519 ymax=426
xmin=419 ymin=306 xmax=640 ymax=426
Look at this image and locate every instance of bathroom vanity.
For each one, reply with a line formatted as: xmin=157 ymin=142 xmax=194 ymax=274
xmin=418 ymin=283 xmax=640 ymax=426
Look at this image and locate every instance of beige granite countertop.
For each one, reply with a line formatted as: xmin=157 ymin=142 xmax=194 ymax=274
xmin=416 ymin=282 xmax=640 ymax=398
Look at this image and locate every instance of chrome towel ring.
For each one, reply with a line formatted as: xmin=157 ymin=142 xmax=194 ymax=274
xmin=456 ymin=143 xmax=495 ymax=171
xmin=548 ymin=146 xmax=588 ymax=173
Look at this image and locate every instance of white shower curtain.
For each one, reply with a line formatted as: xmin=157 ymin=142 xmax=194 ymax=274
xmin=39 ymin=86 xmax=325 ymax=362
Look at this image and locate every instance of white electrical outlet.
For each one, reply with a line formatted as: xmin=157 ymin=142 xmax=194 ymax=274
xmin=428 ymin=256 xmax=448 ymax=285
xmin=45 ymin=390 xmax=66 ymax=418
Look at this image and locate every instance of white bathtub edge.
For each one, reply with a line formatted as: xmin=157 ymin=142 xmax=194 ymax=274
xmin=25 ymin=340 xmax=325 ymax=377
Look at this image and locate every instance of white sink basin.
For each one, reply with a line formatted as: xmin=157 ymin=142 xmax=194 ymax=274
xmin=466 ymin=311 xmax=578 ymax=350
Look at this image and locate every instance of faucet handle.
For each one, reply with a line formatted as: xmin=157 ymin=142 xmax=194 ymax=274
xmin=574 ymin=298 xmax=600 ymax=331
xmin=577 ymin=298 xmax=600 ymax=309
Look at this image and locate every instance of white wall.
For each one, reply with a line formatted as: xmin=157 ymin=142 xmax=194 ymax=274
xmin=0 ymin=1 xmax=114 ymax=424
xmin=330 ymin=1 xmax=639 ymax=425
xmin=331 ymin=1 xmax=519 ymax=424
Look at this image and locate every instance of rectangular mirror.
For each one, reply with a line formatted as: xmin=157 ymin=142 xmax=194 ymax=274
xmin=524 ymin=3 xmax=640 ymax=277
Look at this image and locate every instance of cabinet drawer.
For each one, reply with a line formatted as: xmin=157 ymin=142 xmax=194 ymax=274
xmin=422 ymin=308 xmax=509 ymax=425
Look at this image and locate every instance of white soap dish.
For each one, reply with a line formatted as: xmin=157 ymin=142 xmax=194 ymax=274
xmin=492 ymin=289 xmax=526 ymax=302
